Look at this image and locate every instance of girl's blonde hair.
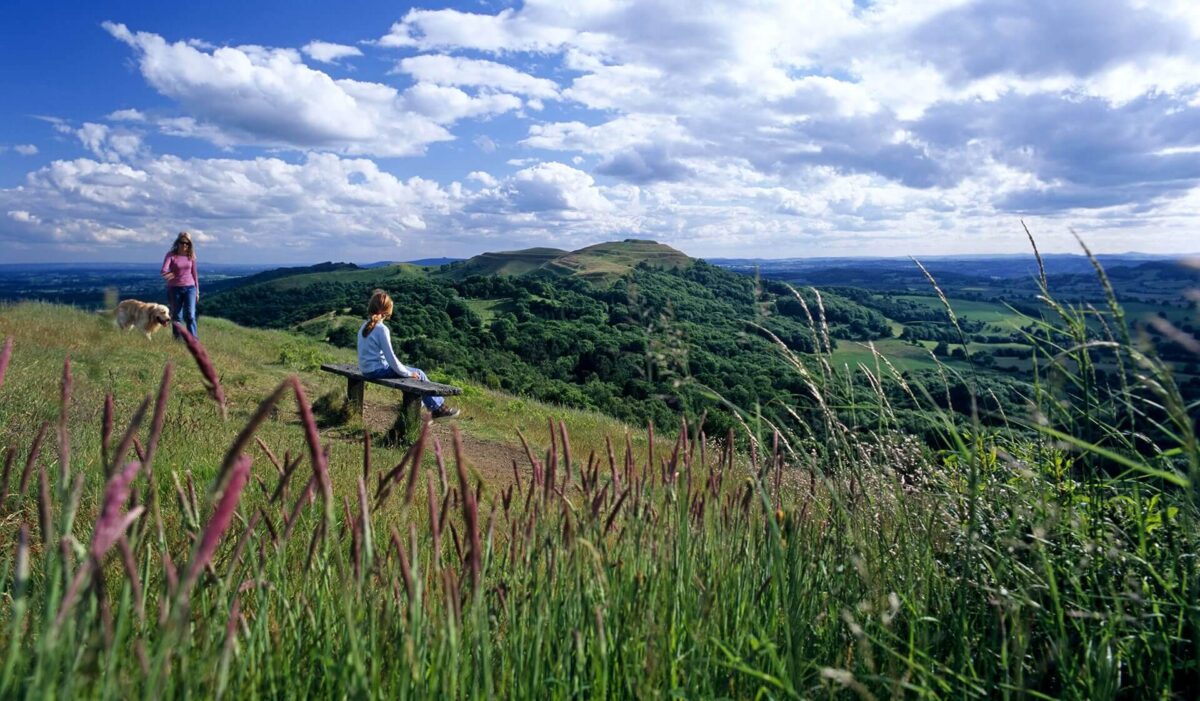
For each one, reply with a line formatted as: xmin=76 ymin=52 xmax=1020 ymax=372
xmin=362 ymin=289 xmax=394 ymax=337
xmin=170 ymin=231 xmax=196 ymax=260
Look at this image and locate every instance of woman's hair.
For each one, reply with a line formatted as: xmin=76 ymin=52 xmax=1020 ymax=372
xmin=362 ymin=289 xmax=394 ymax=337
xmin=170 ymin=231 xmax=195 ymax=260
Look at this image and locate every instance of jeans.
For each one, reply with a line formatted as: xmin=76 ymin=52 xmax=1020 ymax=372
xmin=364 ymin=366 xmax=445 ymax=410
xmin=168 ymin=285 xmax=198 ymax=339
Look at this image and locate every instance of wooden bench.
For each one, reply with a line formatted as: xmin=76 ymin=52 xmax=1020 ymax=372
xmin=320 ymin=363 xmax=462 ymax=445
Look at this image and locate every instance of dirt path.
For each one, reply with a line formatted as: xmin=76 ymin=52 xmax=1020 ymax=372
xmin=362 ymin=402 xmax=528 ymax=489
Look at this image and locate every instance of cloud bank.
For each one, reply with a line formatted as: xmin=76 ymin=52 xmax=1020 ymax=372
xmin=3 ymin=2 xmax=1199 ymax=261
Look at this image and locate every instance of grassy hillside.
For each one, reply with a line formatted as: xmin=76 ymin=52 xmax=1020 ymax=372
xmin=2 ymin=277 xmax=1198 ymax=697
xmin=202 ymin=253 xmax=933 ymax=443
xmin=0 ymin=303 xmax=660 ymax=498
xmin=203 ymin=262 xmax=362 ymax=295
xmin=243 ymin=263 xmax=427 ymax=292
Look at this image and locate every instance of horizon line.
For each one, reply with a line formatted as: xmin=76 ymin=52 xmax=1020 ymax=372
xmin=2 ymin=249 xmax=1198 ymax=268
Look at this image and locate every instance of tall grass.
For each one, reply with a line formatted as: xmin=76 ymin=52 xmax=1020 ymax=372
xmin=0 ymin=252 xmax=1197 ymax=699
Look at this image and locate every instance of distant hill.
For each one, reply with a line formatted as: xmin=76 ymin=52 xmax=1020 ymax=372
xmin=182 ymin=237 xmax=1199 ymax=444
xmin=443 ymin=247 xmax=568 ymax=279
xmin=541 ymin=240 xmax=692 ymax=281
xmin=198 ymin=248 xmax=945 ymax=440
xmin=204 ymin=261 xmax=361 ymax=294
xmin=360 ymin=258 xmax=463 ymax=268
xmin=443 ymin=239 xmax=691 ymax=282
xmin=209 ymin=261 xmax=434 ymax=296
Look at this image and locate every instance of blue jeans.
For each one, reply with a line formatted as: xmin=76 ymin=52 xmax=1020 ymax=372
xmin=168 ymin=286 xmax=197 ymax=339
xmin=364 ymin=366 xmax=444 ymax=410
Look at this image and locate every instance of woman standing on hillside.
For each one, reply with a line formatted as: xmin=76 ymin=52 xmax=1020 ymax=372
xmin=161 ymin=231 xmax=199 ymax=339
xmin=358 ymin=289 xmax=459 ymax=419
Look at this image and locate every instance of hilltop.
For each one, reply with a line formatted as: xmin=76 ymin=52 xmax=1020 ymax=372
xmin=540 ymin=240 xmax=692 ymax=281
xmin=441 ymin=239 xmax=690 ymax=282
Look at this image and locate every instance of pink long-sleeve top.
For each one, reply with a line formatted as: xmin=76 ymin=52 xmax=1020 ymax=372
xmin=161 ymin=253 xmax=199 ymax=291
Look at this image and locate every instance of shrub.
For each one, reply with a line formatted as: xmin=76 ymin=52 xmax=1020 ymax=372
xmin=277 ymin=342 xmax=329 ymax=371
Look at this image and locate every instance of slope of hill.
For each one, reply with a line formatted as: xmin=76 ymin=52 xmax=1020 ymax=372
xmin=201 ymin=238 xmax=1191 ymax=445
xmin=0 ymin=302 xmax=652 ymax=492
xmin=5 ymin=282 xmax=1198 ymax=699
xmin=232 ymin=262 xmax=431 ymax=294
xmin=5 ymin=275 xmax=1198 ymax=699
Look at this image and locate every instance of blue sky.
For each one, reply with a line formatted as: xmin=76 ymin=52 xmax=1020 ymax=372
xmin=2 ymin=0 xmax=1199 ymax=264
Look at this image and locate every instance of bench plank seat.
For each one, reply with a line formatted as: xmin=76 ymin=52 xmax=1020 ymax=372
xmin=320 ymin=363 xmax=462 ymax=397
xmin=319 ymin=363 xmax=462 ymax=445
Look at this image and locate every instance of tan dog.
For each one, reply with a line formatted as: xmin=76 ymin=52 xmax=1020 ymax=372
xmin=115 ymin=299 xmax=172 ymax=340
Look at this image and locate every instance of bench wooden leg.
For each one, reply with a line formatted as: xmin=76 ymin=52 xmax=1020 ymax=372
xmin=346 ymin=377 xmax=364 ymax=416
xmin=386 ymin=393 xmax=424 ymax=446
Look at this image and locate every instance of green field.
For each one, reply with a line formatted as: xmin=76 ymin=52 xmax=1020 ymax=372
xmin=829 ymin=337 xmax=950 ymax=372
xmin=892 ymin=294 xmax=1025 ymax=329
xmin=1121 ymin=300 xmax=1193 ymax=325
xmin=294 ymin=309 xmax=358 ymax=332
xmin=464 ymin=297 xmax=508 ymax=323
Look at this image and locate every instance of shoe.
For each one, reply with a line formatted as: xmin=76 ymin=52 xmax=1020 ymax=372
xmin=431 ymin=406 xmax=460 ymax=420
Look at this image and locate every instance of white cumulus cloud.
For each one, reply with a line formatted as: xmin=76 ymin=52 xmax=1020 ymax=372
xmin=470 ymin=162 xmax=612 ymax=215
xmin=9 ymin=2 xmax=1200 ymax=260
xmin=74 ymin=122 xmax=144 ymax=162
xmin=102 ymin=22 xmax=461 ymax=157
xmin=396 ymin=54 xmax=560 ymax=99
xmin=378 ymin=7 xmax=586 ymax=53
xmin=107 ymin=109 xmax=146 ymax=122
xmin=0 ymin=151 xmax=459 ymax=255
xmin=302 ymin=40 xmax=364 ymax=64
xmin=402 ymin=83 xmax=523 ymax=124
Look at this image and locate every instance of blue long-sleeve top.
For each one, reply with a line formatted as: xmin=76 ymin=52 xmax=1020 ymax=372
xmin=357 ymin=322 xmax=411 ymax=377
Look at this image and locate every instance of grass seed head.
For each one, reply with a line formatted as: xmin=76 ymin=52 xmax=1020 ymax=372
xmin=0 ymin=336 xmax=13 ymax=389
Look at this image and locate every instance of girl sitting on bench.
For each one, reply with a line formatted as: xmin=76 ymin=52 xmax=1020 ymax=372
xmin=357 ymin=289 xmax=459 ymax=420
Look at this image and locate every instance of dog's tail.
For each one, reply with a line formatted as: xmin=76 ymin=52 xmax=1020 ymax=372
xmin=97 ymin=306 xmax=122 ymax=328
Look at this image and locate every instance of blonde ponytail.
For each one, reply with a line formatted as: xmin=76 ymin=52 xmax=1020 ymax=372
xmin=363 ymin=313 xmax=384 ymax=337
xmin=362 ymin=290 xmax=394 ymax=337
